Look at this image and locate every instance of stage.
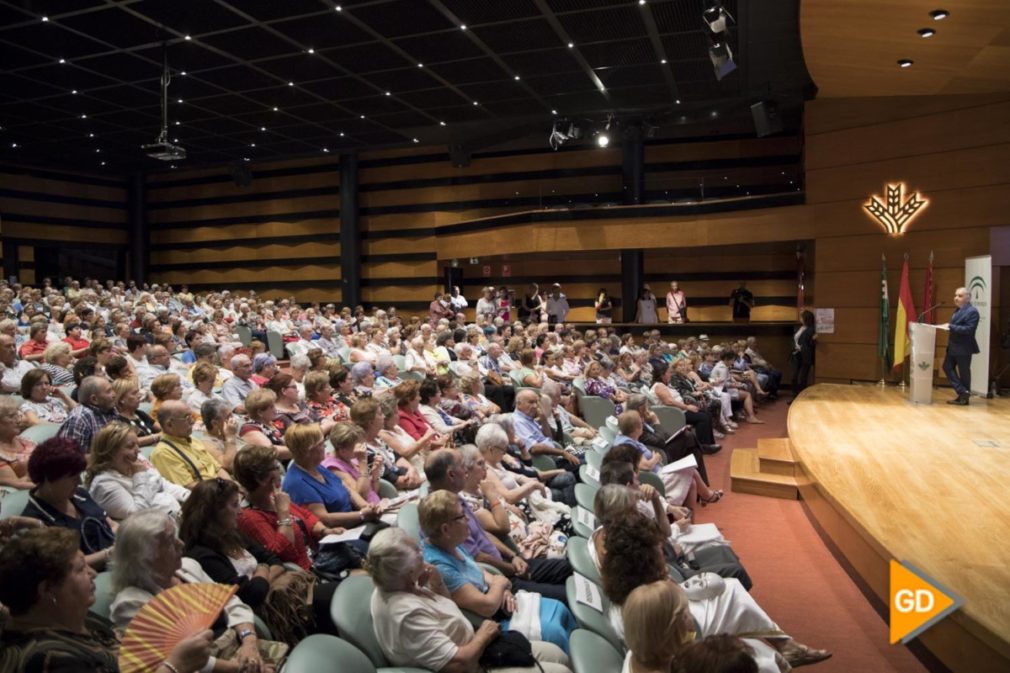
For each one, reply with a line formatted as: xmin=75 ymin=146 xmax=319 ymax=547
xmin=787 ymin=384 xmax=1010 ymax=673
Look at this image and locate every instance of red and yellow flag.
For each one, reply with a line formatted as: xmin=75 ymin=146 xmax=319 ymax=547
xmin=892 ymin=256 xmax=917 ymax=371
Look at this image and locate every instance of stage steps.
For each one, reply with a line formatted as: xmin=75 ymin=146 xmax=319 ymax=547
xmin=730 ymin=437 xmax=808 ymax=500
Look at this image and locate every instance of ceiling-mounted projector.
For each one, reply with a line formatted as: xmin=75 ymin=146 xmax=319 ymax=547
xmin=143 ymin=45 xmax=187 ymax=162
xmin=143 ymin=140 xmax=186 ymax=161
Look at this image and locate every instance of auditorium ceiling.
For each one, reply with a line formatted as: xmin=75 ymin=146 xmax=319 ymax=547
xmin=0 ymin=0 xmax=813 ymax=173
xmin=801 ymin=0 xmax=1010 ymax=98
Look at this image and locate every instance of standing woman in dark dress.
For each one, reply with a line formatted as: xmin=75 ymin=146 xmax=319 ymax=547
xmin=791 ymin=310 xmax=816 ymax=397
xmin=520 ymin=283 xmax=544 ymax=324
xmin=595 ymin=288 xmax=613 ymax=325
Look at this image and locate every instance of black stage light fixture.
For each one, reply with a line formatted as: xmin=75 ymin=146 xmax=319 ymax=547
xmin=703 ymin=0 xmax=733 ymax=33
xmin=709 ymin=38 xmax=737 ymax=80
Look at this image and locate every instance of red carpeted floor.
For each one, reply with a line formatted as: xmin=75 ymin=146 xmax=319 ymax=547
xmin=690 ymin=399 xmax=932 ymax=673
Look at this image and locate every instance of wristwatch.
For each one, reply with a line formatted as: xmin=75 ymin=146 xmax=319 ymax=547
xmin=237 ymin=628 xmax=254 ymax=643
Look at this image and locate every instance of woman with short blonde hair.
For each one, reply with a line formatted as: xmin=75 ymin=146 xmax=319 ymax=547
xmin=240 ymin=388 xmax=290 ymax=460
xmin=623 ymin=580 xmax=695 ymax=673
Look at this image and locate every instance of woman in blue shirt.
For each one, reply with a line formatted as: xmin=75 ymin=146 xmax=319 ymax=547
xmin=281 ymin=423 xmax=380 ymax=530
xmin=418 ymin=490 xmax=576 ymax=653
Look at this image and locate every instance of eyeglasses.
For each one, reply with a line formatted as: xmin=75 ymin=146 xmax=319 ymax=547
xmin=451 ymin=513 xmax=468 ymax=522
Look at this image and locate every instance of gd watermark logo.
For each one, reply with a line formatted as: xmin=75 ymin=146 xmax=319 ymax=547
xmin=890 ymin=560 xmax=962 ymax=644
xmin=865 ymin=183 xmax=929 ymax=235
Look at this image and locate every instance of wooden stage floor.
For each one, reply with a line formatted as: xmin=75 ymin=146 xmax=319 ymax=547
xmin=787 ymin=384 xmax=1010 ymax=673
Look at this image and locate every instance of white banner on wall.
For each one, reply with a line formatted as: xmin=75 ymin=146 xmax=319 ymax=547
xmin=964 ymin=256 xmax=991 ymax=396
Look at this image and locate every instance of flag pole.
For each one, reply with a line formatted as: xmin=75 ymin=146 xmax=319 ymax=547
xmin=898 ymin=252 xmax=909 ymax=390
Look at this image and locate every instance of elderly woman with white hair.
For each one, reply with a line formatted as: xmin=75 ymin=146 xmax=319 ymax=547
xmin=404 ymin=335 xmax=433 ymax=375
xmin=374 ymin=355 xmax=403 ymax=391
xmin=367 ymin=526 xmax=573 ymax=673
xmin=110 ymin=509 xmax=280 ymax=673
xmin=488 ymin=414 xmax=576 ymax=507
xmin=350 ymin=361 xmax=377 ymax=398
xmin=40 ymin=341 xmax=76 ymax=386
xmin=249 ymin=353 xmax=277 ymax=387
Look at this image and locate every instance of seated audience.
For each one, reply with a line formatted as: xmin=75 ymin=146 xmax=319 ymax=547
xmin=622 ymin=580 xmax=697 ymax=673
xmin=239 ymin=389 xmax=291 ymax=461
xmin=0 ymin=527 xmax=212 ymax=673
xmin=2 ymin=396 xmax=36 ymax=486
xmin=39 ymin=342 xmax=75 ymax=386
xmin=651 ymin=363 xmax=721 ymax=452
xmin=323 ymin=421 xmax=383 ymax=507
xmin=22 ymin=437 xmax=116 ymax=570
xmin=419 ymin=489 xmax=577 ymax=653
xmin=86 ymin=421 xmax=189 ymax=520
xmin=221 ymin=354 xmax=257 ymax=414
xmin=150 ymin=400 xmax=231 ymax=487
xmin=109 ymin=509 xmax=274 ymax=673
xmin=57 ymin=375 xmax=119 ymax=453
xmin=351 ymin=396 xmax=423 ymax=490
xmin=150 ymin=372 xmax=185 ymax=421
xmin=113 ymin=377 xmax=161 ymax=447
xmin=367 ymin=527 xmax=573 ymax=673
xmin=200 ymin=398 xmax=240 ymax=471
xmin=268 ymin=371 xmax=312 ymax=431
xmin=19 ymin=367 xmax=75 ymax=426
xmin=282 ymin=422 xmax=380 ymax=529
xmin=185 ymin=360 xmax=224 ymax=415
xmin=303 ymin=370 xmax=346 ymax=427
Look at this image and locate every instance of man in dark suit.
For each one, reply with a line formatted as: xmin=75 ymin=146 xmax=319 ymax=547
xmin=940 ymin=287 xmax=980 ymax=405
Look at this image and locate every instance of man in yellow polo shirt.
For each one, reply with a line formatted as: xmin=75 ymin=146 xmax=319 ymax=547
xmin=150 ymin=400 xmax=232 ymax=488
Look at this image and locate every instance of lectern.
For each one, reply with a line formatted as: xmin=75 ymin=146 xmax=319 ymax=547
xmin=909 ymin=322 xmax=938 ymax=404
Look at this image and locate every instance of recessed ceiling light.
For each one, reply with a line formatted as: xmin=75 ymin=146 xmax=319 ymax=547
xmin=567 ymin=42 xmax=574 ymax=48
xmin=930 ymin=9 xmax=949 ymax=20
xmin=11 ymin=142 xmax=17 ymax=148
xmin=260 ymin=126 xmax=266 ymax=131
xmin=100 ymin=161 xmax=106 ymax=166
xmin=335 ymin=5 xmax=342 ymax=11
xmin=514 ymin=75 xmax=520 ymax=80
xmin=273 ymin=107 xmax=279 ymax=111
xmin=307 ymin=48 xmax=315 ymax=54
xmin=88 ymin=133 xmax=94 ymax=138
xmin=675 ymin=99 xmax=681 ymax=104
xmin=360 ymin=115 xmax=365 ymax=119
xmin=323 ymin=147 xmax=329 ymax=153
xmin=243 ymin=157 xmax=250 ymax=161
xmin=418 ymin=63 xmax=424 ymax=68
xmin=177 ymin=98 xmax=183 ymax=103
xmin=472 ymin=101 xmax=478 ymax=105
xmin=80 ymin=114 xmax=87 ymax=119
xmin=551 ymin=109 xmax=557 ymax=115
xmin=184 ymin=35 xmax=191 ymax=40
xmin=58 ymin=58 xmax=66 ymax=64
xmin=71 ymin=89 xmax=77 ymax=94
xmin=288 ymin=81 xmax=294 ymax=87
xmin=918 ymin=28 xmax=936 ymax=37
xmin=339 ymin=132 xmax=345 ymax=136
xmin=174 ymin=121 xmax=180 ymax=126
xmin=384 ymin=91 xmax=391 ymax=96
xmin=180 ymin=71 xmax=187 ymax=76
xmin=898 ymin=58 xmax=914 ymax=67
xmin=95 ymin=148 xmax=101 ymax=153
xmin=639 ymin=0 xmax=646 ymax=5
xmin=460 ymin=24 xmax=467 ymax=30
xmin=660 ymin=59 xmax=667 ymax=64
xmin=439 ymin=121 xmax=446 ymax=126
xmin=412 ymin=138 xmax=419 ymax=143
xmin=41 ymin=16 xmax=49 ymax=22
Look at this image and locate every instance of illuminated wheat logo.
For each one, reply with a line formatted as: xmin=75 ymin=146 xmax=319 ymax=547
xmin=864 ymin=183 xmax=929 ymax=235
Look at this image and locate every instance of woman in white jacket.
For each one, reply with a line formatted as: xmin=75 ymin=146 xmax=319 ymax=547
xmin=85 ymin=422 xmax=188 ymax=520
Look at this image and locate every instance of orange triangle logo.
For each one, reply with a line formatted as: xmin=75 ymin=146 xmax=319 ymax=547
xmin=889 ymin=560 xmax=962 ymax=644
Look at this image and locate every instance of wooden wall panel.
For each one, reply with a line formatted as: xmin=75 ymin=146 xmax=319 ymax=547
xmin=150 ymin=219 xmax=337 ymax=245
xmin=0 ymin=195 xmax=125 ymax=223
xmin=644 ymin=136 xmax=801 ymax=163
xmin=148 ymin=194 xmax=339 ymax=224
xmin=359 ymin=147 xmax=620 ymax=183
xmin=1 ymin=221 xmax=128 ymax=244
xmin=363 ymin=260 xmax=438 ymax=279
xmin=151 ymin=242 xmax=341 ymax=265
xmin=156 ymin=264 xmax=341 ymax=286
xmin=361 ymin=175 xmax=621 ymax=208
xmin=149 ymin=171 xmax=338 ymax=203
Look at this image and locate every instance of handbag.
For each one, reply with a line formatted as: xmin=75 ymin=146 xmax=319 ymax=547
xmin=478 ymin=630 xmax=541 ymax=672
xmin=312 ymin=542 xmax=364 ymax=582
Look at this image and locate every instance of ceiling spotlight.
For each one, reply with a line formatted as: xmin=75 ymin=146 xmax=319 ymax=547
xmin=549 ymin=119 xmax=582 ymax=150
xmin=335 ymin=5 xmax=342 ymax=11
xmin=288 ymin=81 xmax=294 ymax=87
xmin=412 ymin=138 xmax=419 ymax=143
xmin=339 ymin=132 xmax=345 ymax=136
xmin=703 ymin=1 xmax=734 ymax=33
xmin=551 ymin=109 xmax=557 ymax=115
xmin=898 ymin=59 xmax=914 ymax=68
xmin=384 ymin=91 xmax=391 ymax=96
xmin=307 ymin=48 xmax=315 ymax=54
xmin=472 ymin=101 xmax=478 ymax=105
xmin=184 ymin=35 xmax=191 ymax=41
xmin=930 ymin=9 xmax=949 ymax=20
xmin=675 ymin=98 xmax=681 ymax=104
xmin=639 ymin=0 xmax=646 ymax=5
xmin=71 ymin=89 xmax=78 ymax=94
xmin=660 ymin=58 xmax=667 ymax=64
xmin=273 ymin=106 xmax=279 ymax=111
xmin=95 ymin=148 xmax=101 ymax=153
xmin=418 ymin=63 xmax=424 ymax=68
xmin=918 ymin=28 xmax=936 ymax=37
xmin=58 ymin=58 xmax=66 ymax=64
xmin=80 ymin=114 xmax=87 ymax=119
xmin=439 ymin=121 xmax=446 ymax=126
xmin=260 ymin=126 xmax=266 ymax=131
xmin=41 ymin=16 xmax=49 ymax=22
xmin=100 ymin=161 xmax=106 ymax=166
xmin=460 ymin=24 xmax=467 ymax=30
xmin=243 ymin=157 xmax=250 ymax=162
xmin=174 ymin=121 xmax=180 ymax=126
xmin=177 ymin=98 xmax=183 ymax=103
xmin=88 ymin=133 xmax=94 ymax=138
xmin=567 ymin=42 xmax=574 ymax=48
xmin=323 ymin=147 xmax=329 ymax=153
xmin=514 ymin=75 xmax=520 ymax=80
xmin=181 ymin=71 xmax=187 ymax=76
xmin=250 ymin=142 xmax=256 ymax=147
xmin=11 ymin=142 xmax=17 ymax=148
xmin=596 ymin=133 xmax=610 ymax=148
xmin=360 ymin=115 xmax=365 ymax=119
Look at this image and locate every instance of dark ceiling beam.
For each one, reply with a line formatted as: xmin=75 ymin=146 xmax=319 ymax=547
xmin=639 ymin=3 xmax=681 ymax=104
xmin=531 ymin=0 xmax=611 ymax=107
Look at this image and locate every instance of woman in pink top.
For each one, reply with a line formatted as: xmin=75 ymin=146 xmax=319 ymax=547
xmin=666 ymin=281 xmax=687 ymax=323
xmin=323 ymin=422 xmax=381 ymax=507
